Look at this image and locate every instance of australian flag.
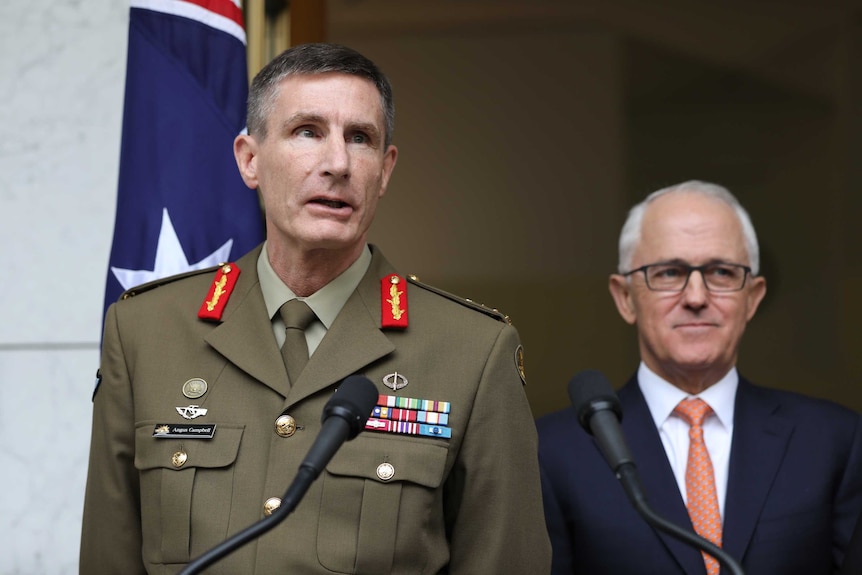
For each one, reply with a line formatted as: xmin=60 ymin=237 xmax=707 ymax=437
xmin=103 ymin=0 xmax=264 ymax=319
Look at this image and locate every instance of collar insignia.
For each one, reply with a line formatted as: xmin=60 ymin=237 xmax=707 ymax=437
xmin=381 ymin=274 xmax=408 ymax=328
xmin=198 ymin=263 xmax=240 ymax=321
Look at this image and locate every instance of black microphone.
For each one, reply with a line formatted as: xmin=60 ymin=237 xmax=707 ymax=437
xmin=299 ymin=375 xmax=379 ymax=477
xmin=568 ymin=369 xmax=633 ymax=477
xmin=569 ymin=370 xmax=744 ymax=575
xmin=179 ymin=375 xmax=378 ymax=574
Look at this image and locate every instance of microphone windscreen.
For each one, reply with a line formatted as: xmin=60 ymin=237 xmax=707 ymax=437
xmin=567 ymin=369 xmax=621 ymax=432
xmin=323 ymin=375 xmax=379 ymax=438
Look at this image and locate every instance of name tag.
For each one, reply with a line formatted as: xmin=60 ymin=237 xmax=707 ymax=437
xmin=153 ymin=423 xmax=216 ymax=439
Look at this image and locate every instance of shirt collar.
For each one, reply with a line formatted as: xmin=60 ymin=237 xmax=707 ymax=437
xmin=257 ymin=242 xmax=372 ymax=329
xmin=638 ymin=362 xmax=737 ymax=429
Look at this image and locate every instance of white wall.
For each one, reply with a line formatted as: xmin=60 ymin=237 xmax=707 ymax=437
xmin=0 ymin=1 xmax=127 ymax=572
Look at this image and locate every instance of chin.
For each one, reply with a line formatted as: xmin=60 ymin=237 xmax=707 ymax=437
xmin=672 ymin=352 xmax=725 ymax=372
xmin=303 ymin=233 xmax=364 ymax=252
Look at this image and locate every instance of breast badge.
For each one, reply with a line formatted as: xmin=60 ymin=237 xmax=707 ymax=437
xmin=176 ymin=405 xmax=208 ymax=420
xmin=182 ymin=378 xmax=208 ymax=399
xmin=382 ymin=371 xmax=408 ymax=391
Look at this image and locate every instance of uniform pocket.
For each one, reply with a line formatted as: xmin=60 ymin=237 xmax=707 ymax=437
xmin=317 ymin=434 xmax=449 ymax=574
xmin=134 ymin=422 xmax=244 ymax=564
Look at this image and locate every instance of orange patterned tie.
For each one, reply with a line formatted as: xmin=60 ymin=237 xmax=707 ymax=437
xmin=674 ymin=398 xmax=722 ymax=575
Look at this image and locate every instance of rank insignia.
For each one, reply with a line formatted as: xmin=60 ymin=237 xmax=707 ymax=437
xmin=381 ymin=274 xmax=408 ymax=329
xmin=198 ymin=263 xmax=240 ymax=321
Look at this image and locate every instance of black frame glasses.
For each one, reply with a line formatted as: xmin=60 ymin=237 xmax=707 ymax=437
xmin=622 ymin=262 xmax=752 ymax=292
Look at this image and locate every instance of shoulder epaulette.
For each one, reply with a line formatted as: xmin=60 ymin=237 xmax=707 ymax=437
xmin=406 ymin=274 xmax=512 ymax=325
xmin=119 ymin=264 xmax=224 ymax=300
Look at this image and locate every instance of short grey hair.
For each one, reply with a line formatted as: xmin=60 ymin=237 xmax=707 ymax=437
xmin=247 ymin=43 xmax=395 ymax=148
xmin=617 ymin=180 xmax=760 ymax=275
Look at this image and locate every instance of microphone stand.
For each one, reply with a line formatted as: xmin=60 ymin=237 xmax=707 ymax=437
xmin=617 ymin=463 xmax=745 ymax=575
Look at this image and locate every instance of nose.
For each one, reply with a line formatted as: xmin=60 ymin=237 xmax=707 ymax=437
xmin=322 ymin=135 xmax=350 ymax=180
xmin=681 ymin=269 xmax=709 ymax=308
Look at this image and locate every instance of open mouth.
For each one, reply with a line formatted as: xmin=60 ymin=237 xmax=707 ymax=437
xmin=310 ymin=198 xmax=350 ymax=209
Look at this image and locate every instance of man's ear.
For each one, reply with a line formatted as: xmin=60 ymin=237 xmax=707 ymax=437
xmin=745 ymin=275 xmax=767 ymax=322
xmin=377 ymin=144 xmax=398 ymax=199
xmin=609 ymin=274 xmax=638 ymax=325
xmin=233 ymin=134 xmax=259 ymax=190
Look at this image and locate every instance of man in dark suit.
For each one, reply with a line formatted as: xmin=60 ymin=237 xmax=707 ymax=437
xmin=80 ymin=43 xmax=550 ymax=574
xmin=841 ymin=516 xmax=862 ymax=575
xmin=538 ymin=180 xmax=862 ymax=574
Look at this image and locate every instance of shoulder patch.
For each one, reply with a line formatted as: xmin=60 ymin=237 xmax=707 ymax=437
xmin=119 ymin=264 xmax=224 ymax=300
xmin=406 ymin=275 xmax=512 ymax=324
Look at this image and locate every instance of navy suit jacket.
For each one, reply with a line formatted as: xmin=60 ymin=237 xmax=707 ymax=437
xmin=537 ymin=376 xmax=862 ymax=575
xmin=840 ymin=514 xmax=862 ymax=575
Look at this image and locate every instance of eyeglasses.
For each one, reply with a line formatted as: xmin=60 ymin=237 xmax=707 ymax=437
xmin=622 ymin=262 xmax=752 ymax=292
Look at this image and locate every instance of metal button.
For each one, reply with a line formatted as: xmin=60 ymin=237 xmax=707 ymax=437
xmin=275 ymin=414 xmax=297 ymax=437
xmin=376 ymin=462 xmax=395 ymax=482
xmin=263 ymin=497 xmax=282 ymax=516
xmin=171 ymin=450 xmax=188 ymax=468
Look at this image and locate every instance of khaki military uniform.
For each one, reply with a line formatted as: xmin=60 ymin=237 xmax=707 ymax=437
xmin=80 ymin=244 xmax=551 ymax=574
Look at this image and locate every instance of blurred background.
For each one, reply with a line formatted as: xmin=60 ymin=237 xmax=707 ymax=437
xmin=2 ymin=0 xmax=860 ymax=572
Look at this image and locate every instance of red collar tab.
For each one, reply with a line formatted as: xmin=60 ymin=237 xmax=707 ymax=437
xmin=381 ymin=273 xmax=408 ymax=329
xmin=198 ymin=263 xmax=240 ymax=321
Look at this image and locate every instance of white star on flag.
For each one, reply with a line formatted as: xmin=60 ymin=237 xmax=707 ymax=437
xmin=110 ymin=208 xmax=233 ymax=290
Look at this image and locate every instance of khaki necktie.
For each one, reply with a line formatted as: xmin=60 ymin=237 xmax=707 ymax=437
xmin=278 ymin=299 xmax=316 ymax=386
xmin=674 ymin=398 xmax=722 ymax=575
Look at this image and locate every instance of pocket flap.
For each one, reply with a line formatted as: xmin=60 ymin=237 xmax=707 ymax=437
xmin=134 ymin=422 xmax=244 ymax=471
xmin=326 ymin=434 xmax=448 ymax=488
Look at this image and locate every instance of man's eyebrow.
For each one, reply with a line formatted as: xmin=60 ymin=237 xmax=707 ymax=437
xmin=347 ymin=121 xmax=381 ymax=138
xmin=279 ymin=112 xmax=325 ymax=131
xmin=651 ymin=258 xmax=738 ymax=266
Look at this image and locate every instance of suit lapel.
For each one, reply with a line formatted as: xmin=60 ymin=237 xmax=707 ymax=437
xmin=204 ymin=246 xmax=290 ymax=398
xmin=285 ymin=247 xmax=395 ymax=406
xmin=722 ymin=378 xmax=793 ymax=562
xmin=620 ymin=379 xmax=707 ymax=575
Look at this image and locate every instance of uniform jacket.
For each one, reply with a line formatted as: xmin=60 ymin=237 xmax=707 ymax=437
xmin=537 ymin=375 xmax=862 ymax=575
xmin=81 ymin=244 xmax=551 ymax=574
